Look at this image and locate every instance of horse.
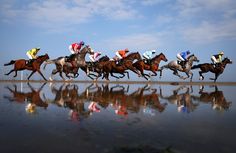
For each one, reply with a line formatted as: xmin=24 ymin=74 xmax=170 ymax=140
xmin=4 ymin=54 xmax=49 ymax=81
xmin=159 ymin=54 xmax=199 ymax=82
xmin=133 ymin=53 xmax=168 ymax=80
xmin=102 ymin=52 xmax=142 ymax=80
xmin=80 ymin=55 xmax=110 ymax=80
xmin=191 ymin=57 xmax=232 ymax=82
xmin=43 ymin=45 xmax=94 ymax=81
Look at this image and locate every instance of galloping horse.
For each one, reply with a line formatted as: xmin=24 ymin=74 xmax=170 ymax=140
xmin=159 ymin=54 xmax=199 ymax=82
xmin=102 ymin=52 xmax=142 ymax=80
xmin=4 ymin=54 xmax=49 ymax=81
xmin=43 ymin=45 xmax=94 ymax=80
xmin=191 ymin=57 xmax=232 ymax=82
xmin=80 ymin=55 xmax=110 ymax=80
xmin=133 ymin=53 xmax=168 ymax=80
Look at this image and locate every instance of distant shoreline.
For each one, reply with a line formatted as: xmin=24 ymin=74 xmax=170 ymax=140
xmin=0 ymin=79 xmax=236 ymax=86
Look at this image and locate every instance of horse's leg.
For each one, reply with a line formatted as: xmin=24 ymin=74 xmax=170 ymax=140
xmin=59 ymin=71 xmax=65 ymax=80
xmin=5 ymin=69 xmax=15 ymax=76
xmin=189 ymin=71 xmax=193 ymax=82
xmin=37 ymin=70 xmax=47 ymax=81
xmin=110 ymin=73 xmax=120 ymax=79
xmin=210 ymin=73 xmax=220 ymax=82
xmin=125 ymin=71 xmax=129 ymax=79
xmin=28 ymin=71 xmax=36 ymax=80
xmin=199 ymin=70 xmax=206 ymax=80
xmin=151 ymin=71 xmax=157 ymax=76
xmin=173 ymin=70 xmax=183 ymax=79
xmin=13 ymin=70 xmax=18 ymax=77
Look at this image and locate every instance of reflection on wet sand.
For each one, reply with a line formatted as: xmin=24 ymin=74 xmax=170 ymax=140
xmin=160 ymin=86 xmax=199 ymax=113
xmin=4 ymin=83 xmax=48 ymax=113
xmin=3 ymin=83 xmax=232 ymax=118
xmin=192 ymin=85 xmax=232 ymax=111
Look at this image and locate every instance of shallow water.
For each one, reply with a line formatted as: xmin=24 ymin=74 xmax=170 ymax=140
xmin=0 ymin=82 xmax=235 ymax=153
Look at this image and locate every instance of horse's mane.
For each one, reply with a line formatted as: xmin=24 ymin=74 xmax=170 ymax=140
xmin=126 ymin=52 xmax=139 ymax=57
xmin=37 ymin=54 xmax=48 ymax=58
xmin=98 ymin=55 xmax=109 ymax=62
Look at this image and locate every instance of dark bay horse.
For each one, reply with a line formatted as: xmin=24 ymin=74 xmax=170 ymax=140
xmin=44 ymin=45 xmax=94 ymax=81
xmin=159 ymin=54 xmax=199 ymax=82
xmin=133 ymin=53 xmax=168 ymax=80
xmin=102 ymin=52 xmax=142 ymax=80
xmin=80 ymin=55 xmax=110 ymax=80
xmin=4 ymin=54 xmax=49 ymax=81
xmin=191 ymin=57 xmax=232 ymax=82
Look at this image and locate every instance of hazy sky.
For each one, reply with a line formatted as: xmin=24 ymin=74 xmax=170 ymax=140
xmin=0 ymin=0 xmax=235 ymax=81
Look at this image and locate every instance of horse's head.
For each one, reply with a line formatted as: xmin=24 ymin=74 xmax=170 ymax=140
xmin=160 ymin=53 xmax=168 ymax=62
xmin=125 ymin=52 xmax=142 ymax=61
xmin=223 ymin=57 xmax=232 ymax=64
xmin=188 ymin=54 xmax=199 ymax=62
xmin=37 ymin=54 xmax=50 ymax=61
xmin=80 ymin=45 xmax=94 ymax=55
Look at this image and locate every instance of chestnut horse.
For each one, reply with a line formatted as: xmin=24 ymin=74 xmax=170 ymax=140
xmin=102 ymin=52 xmax=142 ymax=80
xmin=4 ymin=54 xmax=49 ymax=81
xmin=80 ymin=55 xmax=110 ymax=80
xmin=133 ymin=53 xmax=168 ymax=80
xmin=191 ymin=57 xmax=232 ymax=82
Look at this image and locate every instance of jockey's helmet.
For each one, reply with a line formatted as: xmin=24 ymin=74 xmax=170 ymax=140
xmin=219 ymin=51 xmax=224 ymax=55
xmin=125 ymin=48 xmax=129 ymax=52
xmin=36 ymin=47 xmax=40 ymax=50
xmin=80 ymin=41 xmax=85 ymax=46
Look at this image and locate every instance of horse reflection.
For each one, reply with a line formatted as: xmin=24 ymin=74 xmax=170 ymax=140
xmin=49 ymin=84 xmax=91 ymax=121
xmin=192 ymin=86 xmax=232 ymax=111
xmin=160 ymin=86 xmax=199 ymax=113
xmin=4 ymin=83 xmax=48 ymax=113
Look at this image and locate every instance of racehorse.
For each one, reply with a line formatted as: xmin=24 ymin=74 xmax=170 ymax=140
xmin=159 ymin=54 xmax=199 ymax=82
xmin=133 ymin=53 xmax=168 ymax=80
xmin=80 ymin=55 xmax=110 ymax=80
xmin=43 ymin=45 xmax=94 ymax=81
xmin=191 ymin=57 xmax=232 ymax=82
xmin=4 ymin=54 xmax=49 ymax=81
xmin=102 ymin=52 xmax=142 ymax=80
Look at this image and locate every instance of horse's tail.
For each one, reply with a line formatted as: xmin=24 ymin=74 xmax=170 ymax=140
xmin=43 ymin=59 xmax=56 ymax=70
xmin=191 ymin=64 xmax=201 ymax=70
xmin=4 ymin=60 xmax=15 ymax=66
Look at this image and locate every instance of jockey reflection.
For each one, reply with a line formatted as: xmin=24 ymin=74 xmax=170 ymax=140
xmin=4 ymin=83 xmax=48 ymax=114
xmin=160 ymin=86 xmax=199 ymax=113
xmin=192 ymin=85 xmax=232 ymax=111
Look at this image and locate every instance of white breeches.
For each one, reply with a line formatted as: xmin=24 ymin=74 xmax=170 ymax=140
xmin=211 ymin=56 xmax=219 ymax=64
xmin=116 ymin=52 xmax=122 ymax=59
xmin=69 ymin=45 xmax=75 ymax=54
xmin=177 ymin=54 xmax=184 ymax=61
xmin=26 ymin=52 xmax=33 ymax=59
xmin=89 ymin=55 xmax=95 ymax=62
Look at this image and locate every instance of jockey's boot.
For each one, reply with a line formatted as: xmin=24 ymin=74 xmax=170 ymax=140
xmin=180 ymin=61 xmax=186 ymax=69
xmin=27 ymin=59 xmax=35 ymax=66
xmin=147 ymin=59 xmax=151 ymax=65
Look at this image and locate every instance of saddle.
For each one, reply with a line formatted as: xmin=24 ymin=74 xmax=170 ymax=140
xmin=26 ymin=59 xmax=35 ymax=67
xmin=178 ymin=60 xmax=187 ymax=69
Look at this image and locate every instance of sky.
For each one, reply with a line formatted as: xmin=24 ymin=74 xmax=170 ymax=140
xmin=0 ymin=0 xmax=236 ymax=82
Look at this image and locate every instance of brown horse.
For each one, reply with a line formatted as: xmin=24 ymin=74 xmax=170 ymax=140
xmin=4 ymin=54 xmax=49 ymax=81
xmin=80 ymin=55 xmax=110 ymax=80
xmin=133 ymin=53 xmax=168 ymax=80
xmin=102 ymin=52 xmax=142 ymax=80
xmin=191 ymin=57 xmax=232 ymax=82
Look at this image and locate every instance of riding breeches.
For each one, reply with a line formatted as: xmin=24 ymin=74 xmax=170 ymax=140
xmin=211 ymin=56 xmax=220 ymax=64
xmin=26 ymin=52 xmax=33 ymax=59
xmin=176 ymin=54 xmax=185 ymax=61
xmin=116 ymin=52 xmax=122 ymax=59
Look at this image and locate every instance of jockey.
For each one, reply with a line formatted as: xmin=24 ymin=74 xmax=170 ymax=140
xmin=89 ymin=51 xmax=102 ymax=62
xmin=211 ymin=51 xmax=224 ymax=67
xmin=69 ymin=41 xmax=85 ymax=54
xmin=66 ymin=41 xmax=85 ymax=67
xmin=26 ymin=47 xmax=40 ymax=65
xmin=115 ymin=48 xmax=129 ymax=64
xmin=143 ymin=49 xmax=156 ymax=64
xmin=176 ymin=50 xmax=191 ymax=69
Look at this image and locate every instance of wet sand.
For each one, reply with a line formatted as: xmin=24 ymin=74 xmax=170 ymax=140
xmin=1 ymin=79 xmax=236 ymax=86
